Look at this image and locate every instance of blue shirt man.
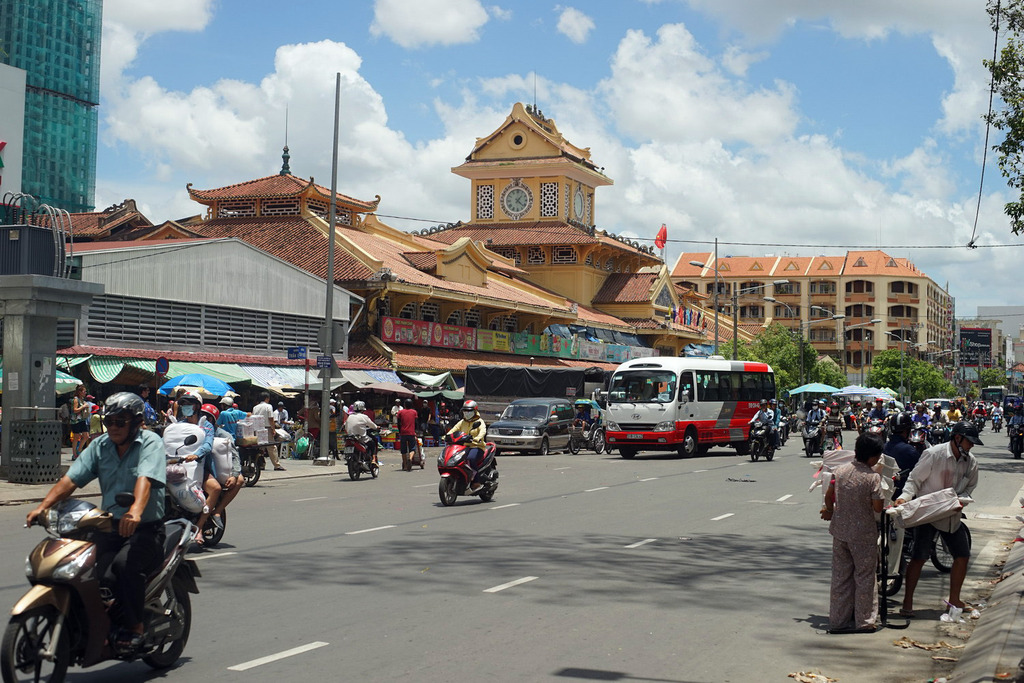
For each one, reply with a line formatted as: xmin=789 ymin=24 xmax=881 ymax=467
xmin=66 ymin=428 xmax=167 ymax=522
xmin=217 ymin=398 xmax=248 ymax=438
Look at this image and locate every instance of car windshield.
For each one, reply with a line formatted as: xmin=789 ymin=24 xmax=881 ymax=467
xmin=607 ymin=370 xmax=677 ymax=404
xmin=501 ymin=404 xmax=549 ymax=421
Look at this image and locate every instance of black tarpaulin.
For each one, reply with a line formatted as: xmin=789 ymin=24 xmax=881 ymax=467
xmin=465 ymin=365 xmax=609 ymax=398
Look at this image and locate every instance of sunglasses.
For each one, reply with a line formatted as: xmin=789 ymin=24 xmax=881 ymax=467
xmin=103 ymin=416 xmax=133 ymax=428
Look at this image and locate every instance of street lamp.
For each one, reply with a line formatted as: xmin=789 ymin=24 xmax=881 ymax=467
xmin=884 ymin=329 xmax=914 ymax=401
xmin=763 ymin=296 xmax=803 ymax=385
xmin=842 ymin=318 xmax=882 ymax=383
xmin=797 ymin=311 xmax=845 ymax=387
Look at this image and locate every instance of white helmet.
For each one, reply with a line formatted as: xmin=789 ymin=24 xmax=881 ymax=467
xmin=353 ymin=400 xmax=366 ymax=412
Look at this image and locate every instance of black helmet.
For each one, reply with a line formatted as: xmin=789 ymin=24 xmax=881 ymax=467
xmin=951 ymin=421 xmax=984 ymax=446
xmin=103 ymin=392 xmax=145 ymax=419
xmin=890 ymin=411 xmax=914 ymax=433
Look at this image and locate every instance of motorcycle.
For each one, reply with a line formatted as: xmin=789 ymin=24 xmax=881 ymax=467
xmin=161 ymin=422 xmax=228 ymax=548
xmin=908 ymin=426 xmax=930 ymax=454
xmin=1010 ymin=422 xmax=1024 ymax=459
xmin=801 ymin=420 xmax=824 ymax=458
xmin=343 ymin=432 xmax=380 ymax=481
xmin=437 ymin=429 xmax=498 ymax=506
xmin=865 ymin=418 xmax=888 ymax=441
xmin=824 ymin=421 xmax=843 ymax=450
xmin=778 ymin=414 xmax=792 ymax=446
xmin=993 ymin=413 xmax=1003 ymax=433
xmin=238 ymin=445 xmax=265 ymax=487
xmin=748 ymin=420 xmax=775 ymax=462
xmin=971 ymin=414 xmax=986 ymax=433
xmin=567 ymin=419 xmax=606 ymax=455
xmin=932 ymin=423 xmax=952 ymax=444
xmin=2 ymin=495 xmax=201 ymax=682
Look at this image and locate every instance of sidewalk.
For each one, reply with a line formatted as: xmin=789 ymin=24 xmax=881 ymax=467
xmin=0 ymin=445 xmax=437 ymax=506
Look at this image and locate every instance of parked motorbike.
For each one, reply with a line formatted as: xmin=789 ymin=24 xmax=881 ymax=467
xmin=801 ymin=420 xmax=824 ymax=458
xmin=343 ymin=432 xmax=380 ymax=480
xmin=1010 ymin=422 xmax=1024 ymax=459
xmin=748 ymin=420 xmax=775 ymax=462
xmin=993 ymin=413 xmax=1003 ymax=433
xmin=568 ymin=419 xmax=606 ymax=455
xmin=2 ymin=495 xmax=201 ymax=682
xmin=437 ymin=429 xmax=498 ymax=506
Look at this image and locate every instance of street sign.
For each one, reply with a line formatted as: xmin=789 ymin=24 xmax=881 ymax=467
xmin=316 ymin=355 xmax=333 ymax=369
xmin=317 ymin=322 xmax=346 ymax=354
xmin=287 ymin=346 xmax=308 ymax=360
xmin=155 ymin=357 xmax=169 ymax=375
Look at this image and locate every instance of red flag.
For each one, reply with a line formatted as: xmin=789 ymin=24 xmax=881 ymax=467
xmin=655 ymin=224 xmax=667 ymax=249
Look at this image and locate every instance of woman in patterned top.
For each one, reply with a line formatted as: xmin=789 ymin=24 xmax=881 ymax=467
xmin=820 ymin=432 xmax=886 ymax=633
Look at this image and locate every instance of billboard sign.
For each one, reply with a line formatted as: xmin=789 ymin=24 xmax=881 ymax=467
xmin=959 ymin=327 xmax=992 ymax=367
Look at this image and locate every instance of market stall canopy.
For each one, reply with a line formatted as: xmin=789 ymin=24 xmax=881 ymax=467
xmin=400 ymin=370 xmax=457 ymax=389
xmin=159 ymin=373 xmax=235 ymax=397
xmin=415 ymin=389 xmax=464 ymax=401
xmin=361 ymin=381 xmax=415 ymax=397
xmin=789 ymin=382 xmax=840 ymax=395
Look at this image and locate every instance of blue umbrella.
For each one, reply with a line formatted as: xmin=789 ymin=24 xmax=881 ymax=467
xmin=789 ymin=382 xmax=840 ymax=395
xmin=159 ymin=373 xmax=234 ymax=397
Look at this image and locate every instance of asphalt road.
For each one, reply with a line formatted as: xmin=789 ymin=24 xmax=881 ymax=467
xmin=0 ymin=430 xmax=1021 ymax=682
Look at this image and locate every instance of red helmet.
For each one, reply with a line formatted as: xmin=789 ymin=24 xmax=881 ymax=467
xmin=200 ymin=403 xmax=220 ymax=421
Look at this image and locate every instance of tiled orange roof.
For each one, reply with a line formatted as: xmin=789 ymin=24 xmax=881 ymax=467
xmin=57 ymin=345 xmax=379 ymax=369
xmin=67 ymin=208 xmax=152 ymax=239
xmin=427 ymin=221 xmax=655 ymax=258
xmin=774 ymin=256 xmax=815 ymax=276
xmin=592 ymin=272 xmax=657 ymax=304
xmin=402 ymin=251 xmax=437 ymax=271
xmin=187 ymin=217 xmax=374 ymax=282
xmin=387 ymin=343 xmax=619 ymax=373
xmin=671 ymin=252 xmax=712 ymax=278
xmin=574 ymin=303 xmax=632 ymax=329
xmin=712 ymin=255 xmax=780 ymax=277
xmin=807 ymin=255 xmax=844 ymax=274
xmin=347 ymin=342 xmax=390 ymax=368
xmin=843 ymin=250 xmax=924 ymax=277
xmin=187 ymin=174 xmax=378 ymax=211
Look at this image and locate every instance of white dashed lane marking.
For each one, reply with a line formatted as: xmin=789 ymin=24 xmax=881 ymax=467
xmin=625 ymin=538 xmax=657 ymax=549
xmin=710 ymin=513 xmax=735 ymax=521
xmin=345 ymin=525 xmax=396 ymax=535
xmin=228 ymin=642 xmax=329 ymax=671
xmin=484 ymin=576 xmax=539 ymax=593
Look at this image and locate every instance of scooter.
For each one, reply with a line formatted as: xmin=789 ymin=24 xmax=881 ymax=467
xmin=437 ymin=429 xmax=498 ymax=506
xmin=748 ymin=420 xmax=775 ymax=462
xmin=162 ymin=423 xmax=227 ymax=547
xmin=971 ymin=414 xmax=986 ymax=434
xmin=993 ymin=413 xmax=1003 ymax=433
xmin=343 ymin=432 xmax=380 ymax=480
xmin=2 ymin=495 xmax=200 ymax=682
xmin=802 ymin=419 xmax=824 ymax=458
xmin=824 ymin=421 xmax=843 ymax=450
xmin=1010 ymin=422 xmax=1024 ymax=459
xmin=908 ymin=426 xmax=929 ymax=455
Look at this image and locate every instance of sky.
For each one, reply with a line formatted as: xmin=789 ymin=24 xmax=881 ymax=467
xmin=95 ymin=0 xmax=1020 ymax=319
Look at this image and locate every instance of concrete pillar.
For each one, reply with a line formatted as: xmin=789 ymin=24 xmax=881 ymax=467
xmin=0 ymin=275 xmax=103 ymax=476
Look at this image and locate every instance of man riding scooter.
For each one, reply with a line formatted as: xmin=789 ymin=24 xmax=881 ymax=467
xmin=445 ymin=400 xmax=488 ymax=491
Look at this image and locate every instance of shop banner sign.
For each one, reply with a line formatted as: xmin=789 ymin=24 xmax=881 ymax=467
xmin=380 ymin=317 xmax=477 ymax=350
xmin=959 ymin=327 xmax=992 ymax=367
xmin=511 ymin=332 xmax=578 ymax=359
xmin=476 ymin=329 xmax=512 ymax=353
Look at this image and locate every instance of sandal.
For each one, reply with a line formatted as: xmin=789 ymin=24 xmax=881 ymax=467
xmin=112 ymin=628 xmax=143 ymax=653
xmin=898 ymin=608 xmax=915 ymax=618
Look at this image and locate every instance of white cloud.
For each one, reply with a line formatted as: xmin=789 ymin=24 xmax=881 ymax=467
xmin=369 ymin=0 xmax=490 ymax=48
xmin=721 ymin=45 xmax=768 ymax=76
xmin=556 ymin=7 xmax=596 ymax=44
xmin=601 ymin=24 xmax=798 ymax=146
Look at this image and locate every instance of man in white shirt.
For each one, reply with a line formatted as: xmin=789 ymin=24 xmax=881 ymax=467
xmin=252 ymin=392 xmax=285 ymax=471
xmin=894 ymin=421 xmax=981 ymax=617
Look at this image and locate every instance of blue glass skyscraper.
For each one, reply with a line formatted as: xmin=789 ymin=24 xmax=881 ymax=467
xmin=1 ymin=0 xmax=102 ymax=212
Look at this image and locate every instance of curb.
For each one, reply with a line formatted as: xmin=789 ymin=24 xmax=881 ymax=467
xmin=950 ymin=526 xmax=1024 ymax=682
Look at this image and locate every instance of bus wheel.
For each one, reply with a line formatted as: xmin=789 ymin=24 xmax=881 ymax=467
xmin=678 ymin=428 xmax=698 ymax=458
xmin=619 ymin=447 xmax=637 ymax=459
xmin=733 ymin=441 xmax=750 ymax=456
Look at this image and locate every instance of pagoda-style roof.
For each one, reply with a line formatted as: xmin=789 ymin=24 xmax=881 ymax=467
xmin=418 ymin=221 xmax=658 ymax=259
xmin=592 ymin=272 xmax=659 ymax=305
xmin=186 ymin=173 xmax=380 ymax=212
xmin=67 ymin=199 xmax=153 ymax=240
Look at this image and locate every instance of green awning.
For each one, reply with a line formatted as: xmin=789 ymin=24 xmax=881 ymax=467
xmin=88 ymin=358 xmax=157 ymax=384
xmin=401 ymin=371 xmax=457 ymax=389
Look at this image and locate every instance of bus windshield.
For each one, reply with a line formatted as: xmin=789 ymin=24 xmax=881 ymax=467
xmin=608 ymin=370 xmax=678 ymax=404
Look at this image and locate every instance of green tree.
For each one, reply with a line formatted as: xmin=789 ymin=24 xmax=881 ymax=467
xmin=809 ymin=355 xmax=848 ymax=390
xmin=978 ymin=366 xmax=1007 ymax=387
xmin=732 ymin=323 xmax=826 ymax=395
xmin=985 ymin=0 xmax=1024 ymax=233
xmin=866 ymin=349 xmax=956 ymax=401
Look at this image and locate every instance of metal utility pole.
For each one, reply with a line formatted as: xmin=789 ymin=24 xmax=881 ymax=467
xmin=713 ymin=237 xmax=719 ymax=355
xmin=319 ymin=73 xmax=341 ymax=460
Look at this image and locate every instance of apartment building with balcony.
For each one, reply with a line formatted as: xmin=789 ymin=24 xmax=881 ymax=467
xmin=671 ymin=250 xmax=954 ymax=382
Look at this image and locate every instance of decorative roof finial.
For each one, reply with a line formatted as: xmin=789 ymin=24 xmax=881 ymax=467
xmin=279 ymin=106 xmax=291 ymax=175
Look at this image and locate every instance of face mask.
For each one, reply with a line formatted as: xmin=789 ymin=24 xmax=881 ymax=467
xmin=180 ymin=405 xmax=195 ymax=417
xmin=463 ymin=410 xmax=475 ymax=419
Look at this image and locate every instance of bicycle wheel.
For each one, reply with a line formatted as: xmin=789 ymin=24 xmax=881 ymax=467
xmin=931 ymin=524 xmax=971 ymax=574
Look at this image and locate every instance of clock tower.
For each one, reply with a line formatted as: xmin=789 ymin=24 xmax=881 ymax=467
xmin=451 ymin=102 xmax=612 ymax=227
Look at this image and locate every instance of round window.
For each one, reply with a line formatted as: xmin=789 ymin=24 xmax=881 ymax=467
xmin=512 ymin=134 xmax=524 ymax=145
